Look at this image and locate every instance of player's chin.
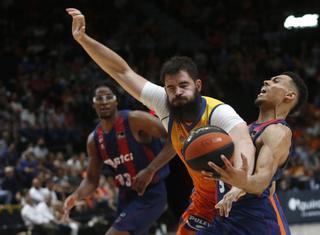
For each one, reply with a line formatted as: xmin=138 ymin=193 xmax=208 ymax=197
xmin=254 ymin=97 xmax=264 ymax=105
xmin=99 ymin=113 xmax=112 ymax=119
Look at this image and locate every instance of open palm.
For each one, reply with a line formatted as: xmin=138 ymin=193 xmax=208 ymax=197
xmin=66 ymin=8 xmax=86 ymax=41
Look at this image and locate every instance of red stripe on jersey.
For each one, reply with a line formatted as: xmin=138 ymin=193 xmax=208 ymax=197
xmin=115 ymin=115 xmax=137 ymax=177
xmin=143 ymin=145 xmax=155 ymax=162
xmin=96 ymin=126 xmax=110 ymax=161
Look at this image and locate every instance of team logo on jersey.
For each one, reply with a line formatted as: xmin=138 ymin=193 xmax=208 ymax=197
xmin=104 ymin=153 xmax=134 ymax=168
xmin=186 ymin=215 xmax=210 ymax=230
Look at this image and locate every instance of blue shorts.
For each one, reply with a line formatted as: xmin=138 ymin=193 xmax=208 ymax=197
xmin=113 ymin=181 xmax=167 ymax=235
xmin=197 ymin=194 xmax=291 ymax=235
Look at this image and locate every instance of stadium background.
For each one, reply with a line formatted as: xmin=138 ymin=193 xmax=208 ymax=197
xmin=1 ymin=0 xmax=320 ymax=234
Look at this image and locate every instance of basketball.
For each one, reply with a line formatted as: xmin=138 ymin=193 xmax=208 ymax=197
xmin=182 ymin=126 xmax=234 ymax=174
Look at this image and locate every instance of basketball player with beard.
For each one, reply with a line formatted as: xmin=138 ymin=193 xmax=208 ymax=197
xmin=199 ymin=72 xmax=308 ymax=235
xmin=66 ymin=8 xmax=255 ymax=235
xmin=63 ymin=84 xmax=175 ymax=235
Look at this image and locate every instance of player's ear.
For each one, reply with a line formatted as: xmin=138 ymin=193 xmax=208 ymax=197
xmin=195 ymin=79 xmax=202 ymax=92
xmin=284 ymin=91 xmax=296 ymax=103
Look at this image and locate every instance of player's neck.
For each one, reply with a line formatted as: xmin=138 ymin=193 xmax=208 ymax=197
xmin=100 ymin=111 xmax=118 ymax=132
xmin=257 ymin=106 xmax=286 ymax=123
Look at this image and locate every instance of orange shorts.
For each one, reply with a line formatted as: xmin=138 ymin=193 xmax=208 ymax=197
xmin=177 ymin=192 xmax=217 ymax=235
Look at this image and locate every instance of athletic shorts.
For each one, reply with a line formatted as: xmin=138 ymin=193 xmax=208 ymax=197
xmin=113 ymin=181 xmax=167 ymax=235
xmin=196 ymin=194 xmax=291 ymax=235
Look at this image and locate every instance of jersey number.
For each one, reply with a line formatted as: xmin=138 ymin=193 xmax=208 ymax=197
xmin=219 ymin=180 xmax=225 ymax=193
xmin=115 ymin=173 xmax=132 ymax=187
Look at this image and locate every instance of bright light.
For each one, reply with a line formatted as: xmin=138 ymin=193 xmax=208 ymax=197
xmin=284 ymin=14 xmax=319 ymax=29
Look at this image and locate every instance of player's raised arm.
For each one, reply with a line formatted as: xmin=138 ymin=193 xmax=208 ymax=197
xmin=66 ymin=8 xmax=148 ymax=101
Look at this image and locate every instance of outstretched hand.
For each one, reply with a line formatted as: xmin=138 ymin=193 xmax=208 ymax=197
xmin=201 ymin=153 xmax=249 ymax=190
xmin=132 ymin=168 xmax=155 ymax=196
xmin=66 ymin=8 xmax=86 ymax=42
xmin=215 ymin=187 xmax=245 ymax=217
xmin=62 ymin=193 xmax=78 ymax=223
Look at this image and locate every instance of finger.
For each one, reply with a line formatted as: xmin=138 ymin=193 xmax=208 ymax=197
xmin=208 ymin=161 xmax=224 ymax=176
xmin=201 ymin=170 xmax=213 ymax=177
xmin=66 ymin=9 xmax=82 ymax=15
xmin=236 ymin=191 xmax=246 ymax=201
xmin=66 ymin=8 xmax=80 ymax=12
xmin=62 ymin=210 xmax=70 ymax=222
xmin=67 ymin=10 xmax=81 ymax=16
xmin=219 ymin=206 xmax=223 ymax=216
xmin=138 ymin=186 xmax=147 ymax=196
xmin=66 ymin=197 xmax=76 ymax=209
xmin=204 ymin=176 xmax=218 ymax=181
xmin=226 ymin=201 xmax=232 ymax=217
xmin=215 ymin=201 xmax=222 ymax=209
xmin=221 ymin=155 xmax=233 ymax=169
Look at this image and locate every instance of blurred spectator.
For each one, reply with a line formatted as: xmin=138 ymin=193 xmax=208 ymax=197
xmin=33 ymin=137 xmax=49 ymax=160
xmin=29 ymin=177 xmax=48 ymax=203
xmin=1 ymin=166 xmax=20 ymax=203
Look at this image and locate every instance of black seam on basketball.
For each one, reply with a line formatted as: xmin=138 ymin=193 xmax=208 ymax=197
xmin=186 ymin=143 xmax=234 ymax=172
xmin=181 ymin=126 xmax=228 ymax=156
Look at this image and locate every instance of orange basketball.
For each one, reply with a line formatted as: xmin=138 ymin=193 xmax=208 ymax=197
xmin=182 ymin=126 xmax=234 ymax=174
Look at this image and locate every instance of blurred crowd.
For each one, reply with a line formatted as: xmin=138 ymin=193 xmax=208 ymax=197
xmin=1 ymin=0 xmax=320 ymax=233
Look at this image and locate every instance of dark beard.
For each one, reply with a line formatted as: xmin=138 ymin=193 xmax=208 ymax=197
xmin=167 ymin=91 xmax=202 ymax=123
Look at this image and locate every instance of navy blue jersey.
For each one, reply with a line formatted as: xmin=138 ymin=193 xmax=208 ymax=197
xmin=200 ymin=119 xmax=292 ymax=235
xmin=93 ymin=110 xmax=169 ymax=191
xmin=249 ymin=118 xmax=290 ymax=198
xmin=217 ymin=119 xmax=291 ymax=201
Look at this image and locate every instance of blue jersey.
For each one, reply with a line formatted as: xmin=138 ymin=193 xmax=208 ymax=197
xmin=249 ymin=118 xmax=290 ymax=197
xmin=93 ymin=110 xmax=170 ymax=191
xmin=199 ymin=119 xmax=292 ymax=235
xmin=217 ymin=119 xmax=291 ymax=201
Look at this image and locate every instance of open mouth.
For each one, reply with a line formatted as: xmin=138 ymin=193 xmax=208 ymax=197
xmin=258 ymin=87 xmax=267 ymax=96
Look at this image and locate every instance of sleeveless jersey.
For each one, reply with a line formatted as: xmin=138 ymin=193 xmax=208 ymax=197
xmin=249 ymin=118 xmax=290 ymax=197
xmin=199 ymin=118 xmax=292 ymax=235
xmin=217 ymin=118 xmax=291 ymax=200
xmin=93 ymin=110 xmax=170 ymax=191
xmin=168 ymin=96 xmax=224 ymax=207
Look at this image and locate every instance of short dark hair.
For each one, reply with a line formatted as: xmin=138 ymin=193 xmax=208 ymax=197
xmin=91 ymin=81 xmax=117 ymax=98
xmin=281 ymin=71 xmax=308 ymax=114
xmin=160 ymin=56 xmax=199 ymax=84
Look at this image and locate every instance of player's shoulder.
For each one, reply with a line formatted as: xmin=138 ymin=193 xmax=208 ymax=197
xmin=128 ymin=110 xmax=153 ymax=121
xmin=262 ymin=123 xmax=292 ymax=141
xmin=87 ymin=131 xmax=95 ymax=144
xmin=203 ymin=96 xmax=224 ymax=105
xmin=264 ymin=122 xmax=291 ymax=133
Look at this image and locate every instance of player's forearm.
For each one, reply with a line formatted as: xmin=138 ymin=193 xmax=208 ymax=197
xmin=147 ymin=141 xmax=176 ymax=174
xmin=73 ymin=177 xmax=98 ymax=200
xmin=77 ymin=35 xmax=145 ymax=100
xmin=233 ymin=137 xmax=255 ymax=174
xmin=242 ymin=172 xmax=272 ymax=195
xmin=78 ymin=34 xmax=130 ymax=76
